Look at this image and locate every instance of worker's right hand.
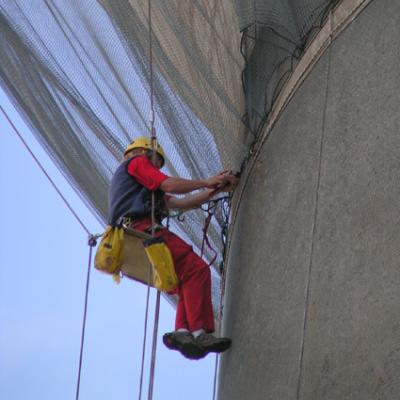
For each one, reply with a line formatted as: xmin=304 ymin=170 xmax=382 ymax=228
xmin=205 ymin=173 xmax=227 ymax=189
xmin=219 ymin=173 xmax=238 ymax=192
xmin=205 ymin=171 xmax=238 ymax=192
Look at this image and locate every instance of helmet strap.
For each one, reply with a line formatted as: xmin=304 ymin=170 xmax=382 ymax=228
xmin=145 ymin=149 xmax=154 ymax=160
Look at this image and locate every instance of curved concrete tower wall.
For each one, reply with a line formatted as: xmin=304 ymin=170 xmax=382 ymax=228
xmin=219 ymin=1 xmax=400 ymax=399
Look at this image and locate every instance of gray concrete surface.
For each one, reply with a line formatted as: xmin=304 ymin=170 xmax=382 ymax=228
xmin=218 ymin=1 xmax=400 ymax=399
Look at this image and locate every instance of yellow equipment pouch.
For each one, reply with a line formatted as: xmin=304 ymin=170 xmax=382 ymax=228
xmin=143 ymin=236 xmax=179 ymax=292
xmin=94 ymin=225 xmax=124 ymax=282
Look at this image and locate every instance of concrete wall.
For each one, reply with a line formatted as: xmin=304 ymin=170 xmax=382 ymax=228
xmin=218 ymin=1 xmax=400 ymax=399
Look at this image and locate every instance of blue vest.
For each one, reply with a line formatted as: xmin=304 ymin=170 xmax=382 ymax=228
xmin=108 ymin=157 xmax=166 ymax=226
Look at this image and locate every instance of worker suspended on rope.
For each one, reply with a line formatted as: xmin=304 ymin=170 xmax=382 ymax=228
xmin=108 ymin=136 xmax=237 ymax=360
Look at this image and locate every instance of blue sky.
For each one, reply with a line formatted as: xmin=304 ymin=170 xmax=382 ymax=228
xmin=0 ymin=88 xmax=216 ymax=399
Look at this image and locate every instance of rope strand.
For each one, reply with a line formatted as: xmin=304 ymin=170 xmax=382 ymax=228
xmin=75 ymin=235 xmax=97 ymax=400
xmin=1 ymin=101 xmax=99 ymax=400
xmin=147 ymin=291 xmax=161 ymax=400
xmin=148 ymin=0 xmax=155 ymax=129
xmin=147 ymin=0 xmax=161 ymax=393
xmin=0 ymin=104 xmax=91 ymax=235
xmin=138 ymin=283 xmax=152 ymax=400
xmin=137 ymin=1 xmax=161 ymax=399
xmin=211 ymin=195 xmax=232 ymax=400
xmin=212 ymin=355 xmax=220 ymax=400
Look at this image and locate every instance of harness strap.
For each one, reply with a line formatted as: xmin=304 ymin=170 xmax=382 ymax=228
xmin=200 ymin=209 xmax=218 ymax=267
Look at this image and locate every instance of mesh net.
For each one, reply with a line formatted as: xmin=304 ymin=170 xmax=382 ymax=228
xmin=237 ymin=0 xmax=340 ymax=137
xmin=0 ymin=0 xmax=337 ymax=309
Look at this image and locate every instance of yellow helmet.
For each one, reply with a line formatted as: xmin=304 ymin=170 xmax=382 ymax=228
xmin=124 ymin=136 xmax=166 ymax=166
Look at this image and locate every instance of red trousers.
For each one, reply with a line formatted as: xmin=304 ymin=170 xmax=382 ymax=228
xmin=131 ymin=220 xmax=215 ymax=333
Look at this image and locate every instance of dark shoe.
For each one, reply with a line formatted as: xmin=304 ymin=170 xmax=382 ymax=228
xmin=162 ymin=331 xmax=206 ymax=360
xmin=195 ymin=333 xmax=232 ymax=354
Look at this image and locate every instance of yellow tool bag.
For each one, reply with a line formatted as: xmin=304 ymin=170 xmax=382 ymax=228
xmin=143 ymin=236 xmax=179 ymax=292
xmin=94 ymin=225 xmax=124 ymax=282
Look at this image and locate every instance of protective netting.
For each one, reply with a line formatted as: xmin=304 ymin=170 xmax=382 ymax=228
xmin=237 ymin=0 xmax=339 ymax=137
xmin=0 ymin=0 xmax=337 ymax=307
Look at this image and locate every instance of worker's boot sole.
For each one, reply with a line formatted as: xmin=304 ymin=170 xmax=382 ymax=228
xmin=195 ymin=334 xmax=232 ymax=354
xmin=162 ymin=331 xmax=206 ymax=360
xmin=179 ymin=342 xmax=207 ymax=360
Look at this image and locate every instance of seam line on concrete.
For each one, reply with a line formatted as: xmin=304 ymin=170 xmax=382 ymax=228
xmin=295 ymin=37 xmax=333 ymax=400
xmin=226 ymin=0 xmax=373 ymax=270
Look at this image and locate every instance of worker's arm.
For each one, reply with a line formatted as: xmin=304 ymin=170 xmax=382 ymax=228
xmin=128 ymin=156 xmax=236 ymax=195
xmin=160 ymin=172 xmax=228 ymax=194
xmin=165 ymin=189 xmax=215 ymax=210
xmin=165 ymin=173 xmax=238 ymax=210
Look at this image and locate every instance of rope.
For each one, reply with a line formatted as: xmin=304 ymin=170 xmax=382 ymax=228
xmin=75 ymin=234 xmax=98 ymax=400
xmin=0 ymin=104 xmax=90 ymax=235
xmin=137 ymin=1 xmax=161 ymax=399
xmin=212 ymin=354 xmax=220 ymax=400
xmin=147 ymin=0 xmax=161 ymax=395
xmin=211 ymin=247 xmax=227 ymax=400
xmin=200 ymin=208 xmax=218 ymax=268
xmin=147 ymin=290 xmax=161 ymax=400
xmin=138 ymin=282 xmax=152 ymax=400
xmin=1 ymin=102 xmax=99 ymax=400
xmin=210 ymin=195 xmax=232 ymax=400
xmin=148 ymin=0 xmax=155 ymax=132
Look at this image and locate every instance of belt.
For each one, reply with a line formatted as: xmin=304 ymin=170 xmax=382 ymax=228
xmin=119 ymin=216 xmax=164 ymax=233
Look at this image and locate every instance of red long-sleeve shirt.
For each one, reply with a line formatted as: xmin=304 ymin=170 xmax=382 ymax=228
xmin=127 ymin=155 xmax=169 ymax=190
